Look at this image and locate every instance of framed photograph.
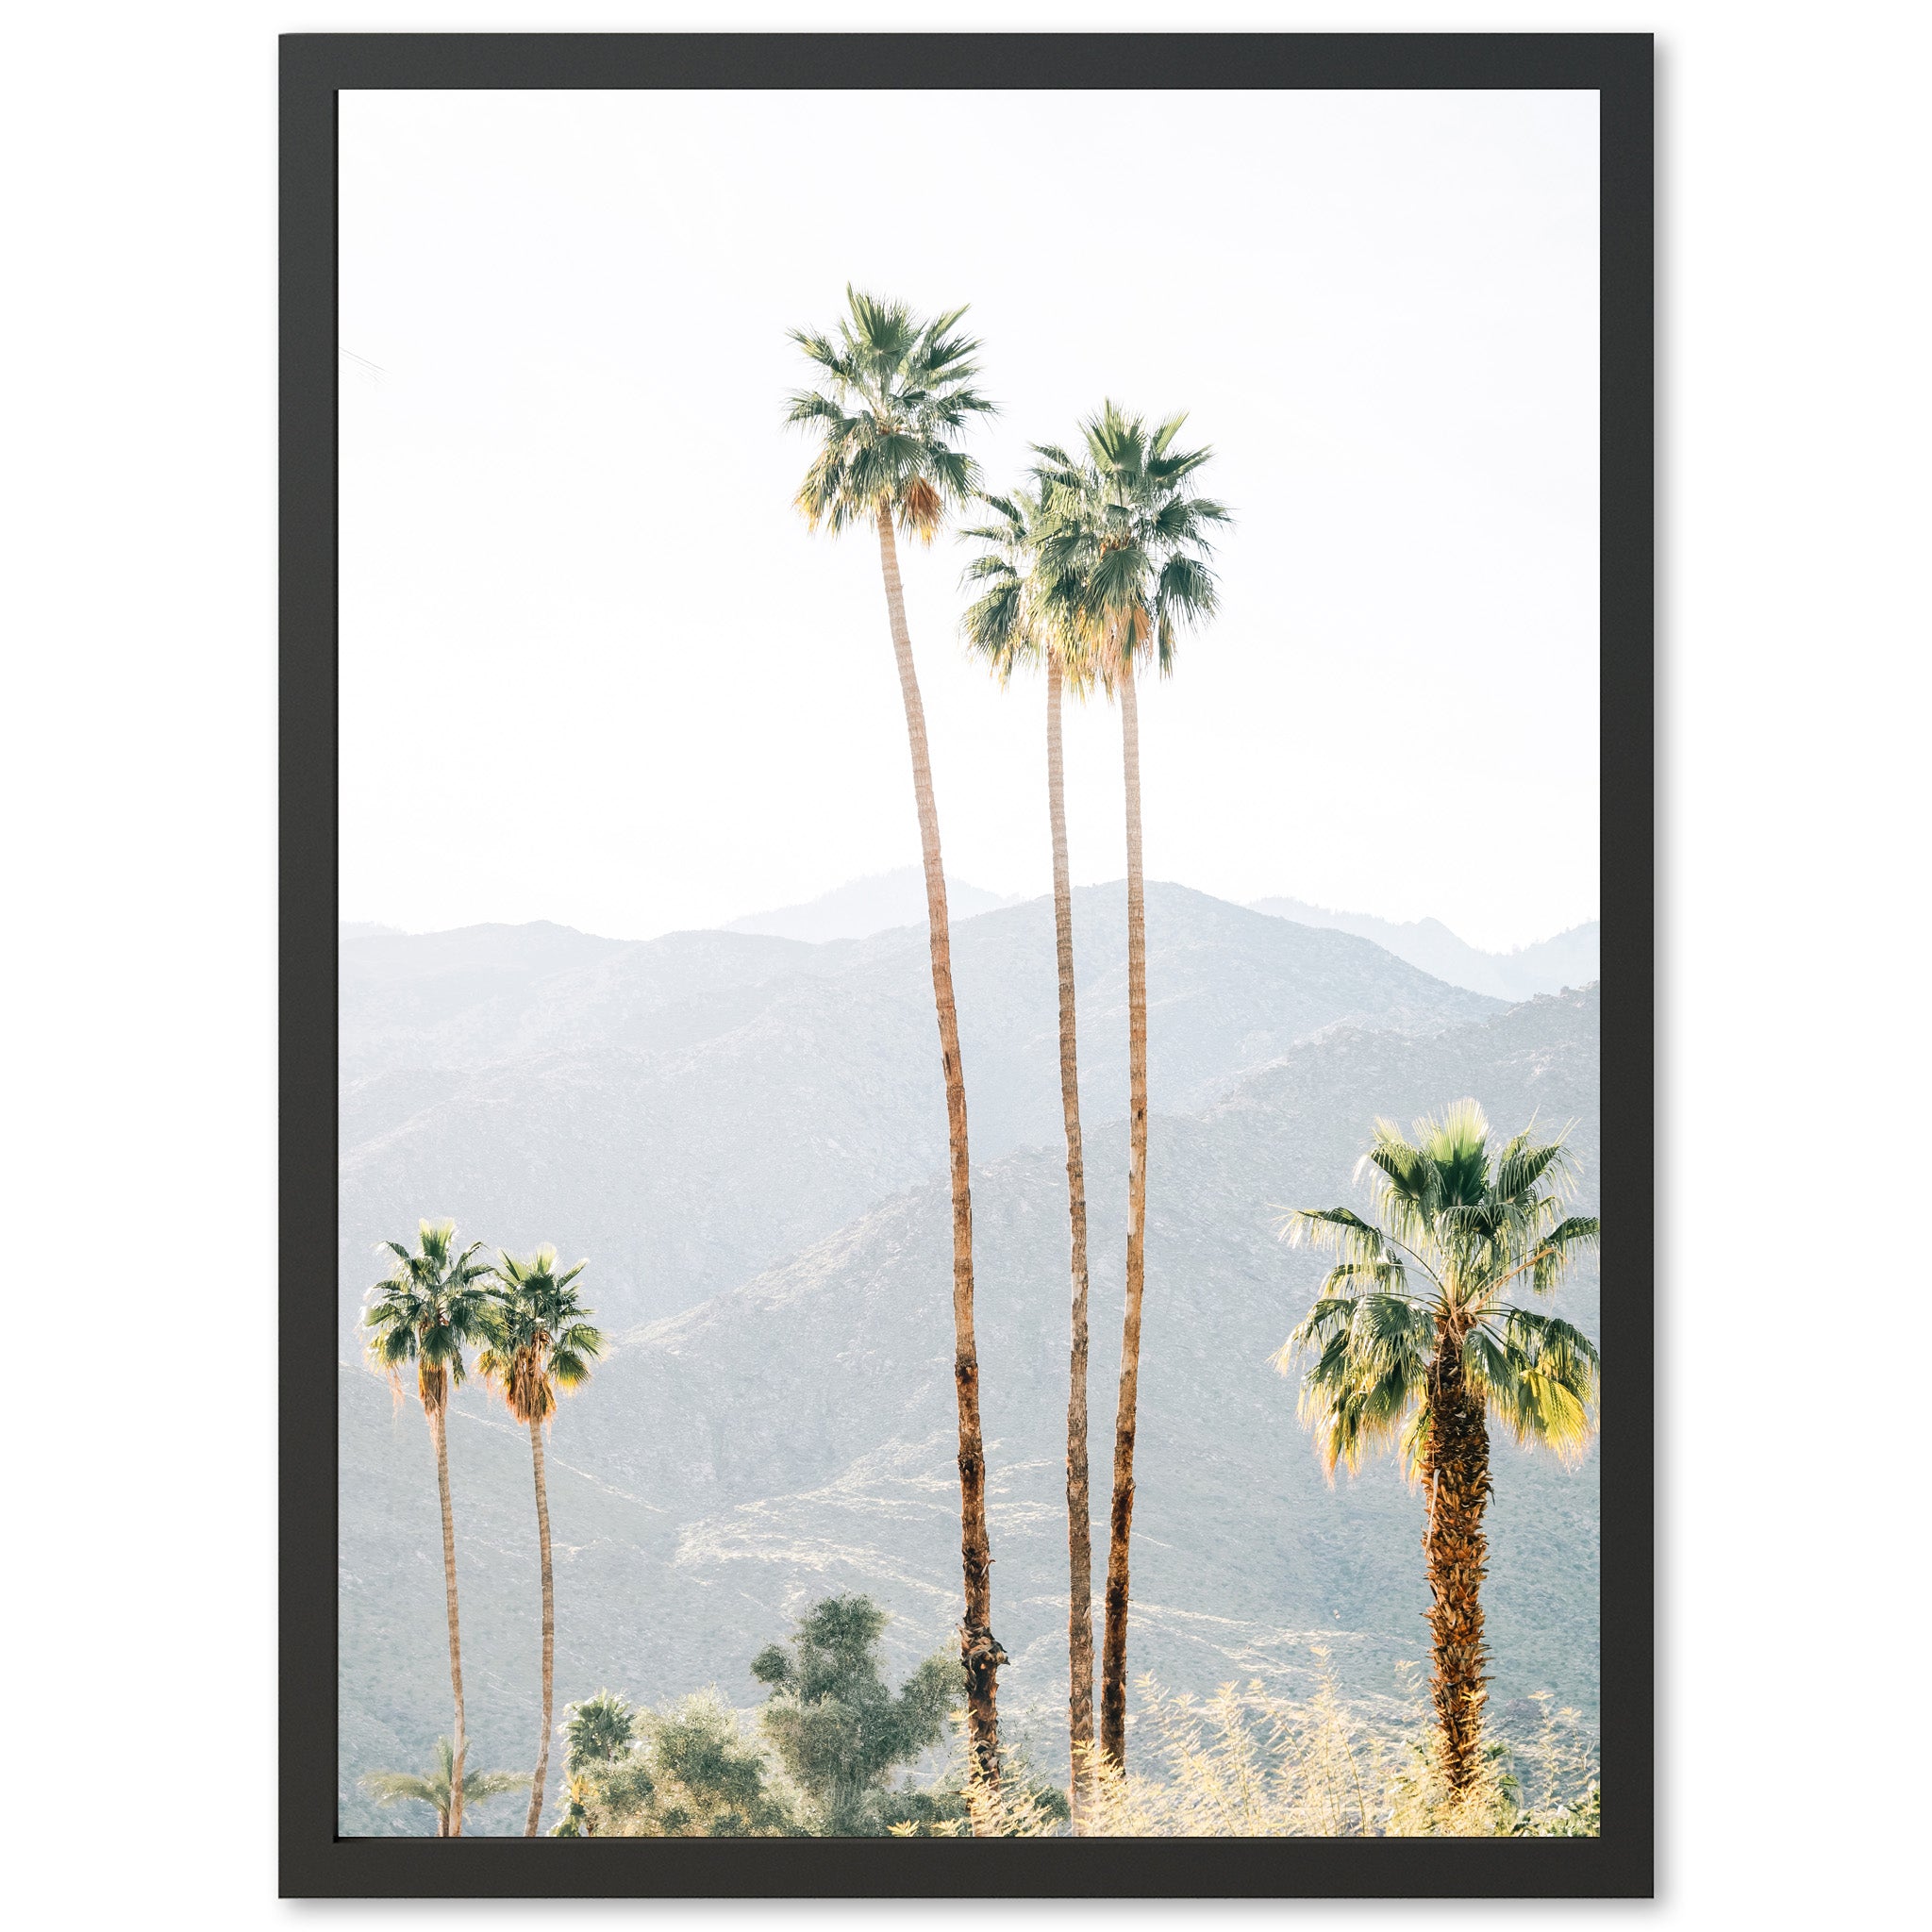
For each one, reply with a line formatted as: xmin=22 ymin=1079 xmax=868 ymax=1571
xmin=282 ymin=30 xmax=1652 ymax=1898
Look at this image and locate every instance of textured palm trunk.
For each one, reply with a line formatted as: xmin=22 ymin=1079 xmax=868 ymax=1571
xmin=874 ymin=502 xmax=1002 ymax=1808
xmin=1423 ymin=1323 xmax=1492 ymax=1790
xmin=1046 ymin=656 xmax=1096 ymax=1827
xmin=525 ymin=1413 xmax=556 ymax=1836
xmin=1100 ymin=653 xmax=1149 ymax=1773
xmin=427 ymin=1399 xmax=468 ymax=1836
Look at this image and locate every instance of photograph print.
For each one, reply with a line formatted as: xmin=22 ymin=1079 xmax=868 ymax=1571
xmin=292 ymin=37 xmax=1649 ymax=1892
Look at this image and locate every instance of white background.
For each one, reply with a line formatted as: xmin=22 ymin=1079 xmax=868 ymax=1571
xmin=337 ymin=85 xmax=1599 ymax=952
xmin=4 ymin=1 xmax=1927 ymax=1925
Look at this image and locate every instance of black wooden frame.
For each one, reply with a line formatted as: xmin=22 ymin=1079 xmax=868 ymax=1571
xmin=281 ymin=29 xmax=1653 ymax=1898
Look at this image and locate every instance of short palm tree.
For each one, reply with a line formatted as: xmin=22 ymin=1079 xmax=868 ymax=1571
xmin=959 ymin=488 xmax=1102 ymax=1824
xmin=785 ymin=287 xmax=1006 ymax=1798
xmin=550 ymin=1691 xmax=638 ymax=1837
xmin=1032 ymin=404 xmax=1229 ymax=1774
xmin=478 ymin=1246 xmax=605 ymax=1837
xmin=1278 ymin=1103 xmax=1602 ymax=1790
xmin=364 ymin=1219 xmax=493 ymax=1834
xmin=361 ymin=1737 xmax=529 ymax=1838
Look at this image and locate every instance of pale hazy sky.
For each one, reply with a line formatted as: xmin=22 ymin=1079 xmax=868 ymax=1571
xmin=339 ymin=88 xmax=1598 ymax=954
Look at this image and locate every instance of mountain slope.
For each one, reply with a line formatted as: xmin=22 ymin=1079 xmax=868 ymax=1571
xmin=339 ymin=985 xmax=1600 ymax=1833
xmin=1249 ymin=898 xmax=1600 ymax=1001
xmin=724 ymin=865 xmax=1020 ymax=941
xmin=338 ymin=886 xmax=1501 ymax=1336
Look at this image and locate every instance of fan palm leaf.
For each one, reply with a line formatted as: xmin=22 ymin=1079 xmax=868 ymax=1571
xmin=362 ymin=1737 xmax=529 ymax=1837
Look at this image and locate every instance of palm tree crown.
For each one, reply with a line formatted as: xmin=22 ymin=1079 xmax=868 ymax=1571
xmin=1030 ymin=400 xmax=1230 ymax=683
xmin=361 ymin=1738 xmax=529 ymax=1837
xmin=958 ymin=489 xmax=1096 ymax=694
xmin=1278 ymin=1102 xmax=1602 ymax=1476
xmin=786 ymin=286 xmax=995 ymax=541
xmin=364 ymin=1218 xmax=494 ymax=1413
xmin=479 ymin=1246 xmax=605 ymax=1425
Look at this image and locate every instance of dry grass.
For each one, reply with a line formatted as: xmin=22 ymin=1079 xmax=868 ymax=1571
xmin=899 ymin=1656 xmax=1599 ymax=1839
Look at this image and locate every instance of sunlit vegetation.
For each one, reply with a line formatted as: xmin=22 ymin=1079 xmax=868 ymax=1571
xmin=918 ymin=1667 xmax=1598 ymax=1839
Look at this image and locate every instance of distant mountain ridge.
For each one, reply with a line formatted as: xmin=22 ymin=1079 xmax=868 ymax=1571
xmin=1248 ymin=898 xmax=1599 ymax=1000
xmin=724 ymin=866 xmax=1022 ymax=942
xmin=338 ymin=885 xmax=1501 ymax=1339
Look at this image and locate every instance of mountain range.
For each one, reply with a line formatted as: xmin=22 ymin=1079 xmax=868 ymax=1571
xmin=337 ymin=887 xmax=1600 ymax=1834
xmin=724 ymin=866 xmax=1022 ymax=942
xmin=1246 ymin=898 xmax=1599 ymax=1001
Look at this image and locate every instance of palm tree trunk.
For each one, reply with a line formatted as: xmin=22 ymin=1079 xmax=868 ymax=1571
xmin=1424 ymin=1323 xmax=1492 ymax=1790
xmin=428 ymin=1402 xmax=468 ymax=1836
xmin=874 ymin=501 xmax=1001 ymax=1807
xmin=1046 ymin=655 xmax=1096 ymax=1827
xmin=525 ymin=1412 xmax=556 ymax=1836
xmin=1100 ymin=654 xmax=1149 ymax=1774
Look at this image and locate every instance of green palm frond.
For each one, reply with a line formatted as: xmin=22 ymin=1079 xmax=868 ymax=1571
xmin=464 ymin=1769 xmax=539 ymax=1802
xmin=1528 ymin=1218 xmax=1601 ymax=1296
xmin=363 ymin=1220 xmax=494 ymax=1408
xmin=360 ymin=1770 xmax=438 ymax=1807
xmin=1023 ymin=399 xmax=1230 ymax=689
xmin=1278 ymin=1108 xmax=1603 ymax=1472
xmin=361 ymin=1738 xmax=529 ymax=1828
xmin=1281 ymin=1206 xmax=1411 ymax=1284
xmin=783 ymin=287 xmax=995 ymax=542
xmin=482 ymin=1247 xmax=603 ymax=1425
xmin=1276 ymin=1290 xmax=1434 ymax=1479
xmin=1467 ymin=1311 xmax=1601 ymax=1465
xmin=956 ymin=484 xmax=1099 ymax=693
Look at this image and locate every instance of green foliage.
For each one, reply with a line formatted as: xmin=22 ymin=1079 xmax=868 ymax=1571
xmin=563 ymin=1691 xmax=797 ymax=1838
xmin=561 ymin=1690 xmax=637 ymax=1770
xmin=362 ymin=1218 xmax=494 ymax=1410
xmin=958 ymin=488 xmax=1096 ymax=695
xmin=784 ymin=286 xmax=995 ymax=541
xmin=1027 ymin=399 xmax=1231 ymax=684
xmin=884 ymin=1724 xmax=1073 ymax=1838
xmin=752 ymin=1593 xmax=963 ymax=1835
xmin=477 ymin=1245 xmax=604 ymax=1424
xmin=359 ymin=1736 xmax=527 ymax=1836
xmin=543 ymin=1659 xmax=1596 ymax=1840
xmin=546 ymin=1690 xmax=638 ymax=1832
xmin=1278 ymin=1103 xmax=1603 ymax=1479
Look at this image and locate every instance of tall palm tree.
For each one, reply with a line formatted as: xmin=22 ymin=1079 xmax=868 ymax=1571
xmin=364 ymin=1218 xmax=493 ymax=1835
xmin=959 ymin=488 xmax=1102 ymax=1824
xmin=785 ymin=287 xmax=1005 ymax=1795
xmin=1033 ymin=404 xmax=1229 ymax=1773
xmin=1278 ymin=1103 xmax=1602 ymax=1790
xmin=361 ymin=1737 xmax=529 ymax=1838
xmin=478 ymin=1246 xmax=605 ymax=1838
